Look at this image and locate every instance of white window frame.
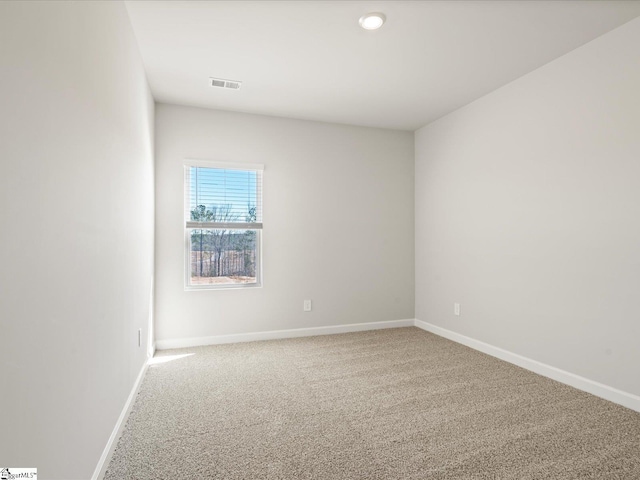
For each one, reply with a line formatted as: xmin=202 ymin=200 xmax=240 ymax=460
xmin=184 ymin=159 xmax=263 ymax=291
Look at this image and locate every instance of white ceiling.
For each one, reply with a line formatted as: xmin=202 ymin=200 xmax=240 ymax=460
xmin=125 ymin=1 xmax=640 ymax=131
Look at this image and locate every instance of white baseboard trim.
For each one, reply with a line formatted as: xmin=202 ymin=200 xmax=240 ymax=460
xmin=156 ymin=319 xmax=415 ymax=350
xmin=414 ymin=319 xmax=640 ymax=413
xmin=92 ymin=358 xmax=149 ymax=480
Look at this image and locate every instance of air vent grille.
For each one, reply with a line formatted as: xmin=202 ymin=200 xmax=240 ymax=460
xmin=210 ymin=77 xmax=242 ymax=90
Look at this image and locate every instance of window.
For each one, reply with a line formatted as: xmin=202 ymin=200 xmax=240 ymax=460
xmin=184 ymin=160 xmax=263 ymax=289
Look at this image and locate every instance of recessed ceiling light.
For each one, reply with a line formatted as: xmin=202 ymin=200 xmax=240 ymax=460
xmin=359 ymin=12 xmax=386 ymax=30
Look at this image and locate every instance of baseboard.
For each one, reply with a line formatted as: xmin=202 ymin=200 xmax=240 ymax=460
xmin=156 ymin=319 xmax=415 ymax=350
xmin=414 ymin=319 xmax=640 ymax=413
xmin=92 ymin=359 xmax=149 ymax=480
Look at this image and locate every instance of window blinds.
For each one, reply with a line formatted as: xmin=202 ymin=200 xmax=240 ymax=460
xmin=184 ymin=162 xmax=263 ymax=230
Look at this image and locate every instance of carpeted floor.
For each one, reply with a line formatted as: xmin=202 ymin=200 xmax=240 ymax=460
xmin=104 ymin=327 xmax=640 ymax=479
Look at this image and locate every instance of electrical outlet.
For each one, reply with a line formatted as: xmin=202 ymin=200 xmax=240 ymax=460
xmin=303 ymin=300 xmax=312 ymax=312
xmin=454 ymin=303 xmax=461 ymax=316
xmin=138 ymin=328 xmax=142 ymax=347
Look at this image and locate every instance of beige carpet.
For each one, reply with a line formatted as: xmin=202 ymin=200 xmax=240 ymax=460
xmin=104 ymin=327 xmax=640 ymax=479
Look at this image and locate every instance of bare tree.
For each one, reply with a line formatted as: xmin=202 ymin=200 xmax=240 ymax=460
xmin=208 ymin=204 xmax=238 ymax=276
xmin=190 ymin=205 xmax=213 ymax=276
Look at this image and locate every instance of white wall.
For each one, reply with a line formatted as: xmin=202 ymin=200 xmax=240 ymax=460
xmin=415 ymin=18 xmax=640 ymax=397
xmin=155 ymin=104 xmax=414 ymax=343
xmin=0 ymin=2 xmax=154 ymax=478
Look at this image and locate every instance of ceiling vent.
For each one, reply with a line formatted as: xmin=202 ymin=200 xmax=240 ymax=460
xmin=210 ymin=77 xmax=242 ymax=90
